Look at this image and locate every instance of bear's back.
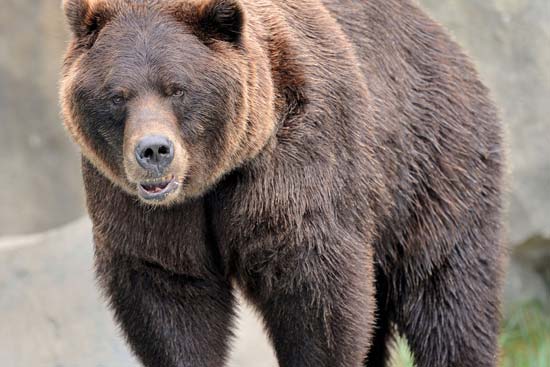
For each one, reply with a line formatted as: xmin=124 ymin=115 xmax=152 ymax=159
xmin=321 ymin=0 xmax=504 ymax=273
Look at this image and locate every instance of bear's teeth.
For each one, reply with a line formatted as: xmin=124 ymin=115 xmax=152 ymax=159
xmin=141 ymin=177 xmax=173 ymax=194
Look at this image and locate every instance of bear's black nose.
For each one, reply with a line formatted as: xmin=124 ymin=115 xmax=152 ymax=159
xmin=135 ymin=135 xmax=174 ymax=174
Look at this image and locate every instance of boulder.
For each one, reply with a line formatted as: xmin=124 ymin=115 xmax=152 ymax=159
xmin=0 ymin=218 xmax=277 ymax=367
xmin=0 ymin=0 xmax=84 ymax=236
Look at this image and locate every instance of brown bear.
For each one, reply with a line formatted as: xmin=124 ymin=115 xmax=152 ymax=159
xmin=60 ymin=0 xmax=505 ymax=366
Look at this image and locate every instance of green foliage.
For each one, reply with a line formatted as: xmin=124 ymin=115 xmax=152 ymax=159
xmin=500 ymin=302 xmax=550 ymax=367
xmin=390 ymin=337 xmax=414 ymax=367
xmin=389 ymin=302 xmax=550 ymax=367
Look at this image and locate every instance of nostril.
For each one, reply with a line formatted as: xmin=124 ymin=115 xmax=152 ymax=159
xmin=143 ymin=148 xmax=155 ymax=160
xmin=135 ymin=135 xmax=175 ymax=171
xmin=158 ymin=145 xmax=169 ymax=156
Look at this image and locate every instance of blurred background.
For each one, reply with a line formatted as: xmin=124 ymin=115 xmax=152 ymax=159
xmin=0 ymin=0 xmax=548 ymax=366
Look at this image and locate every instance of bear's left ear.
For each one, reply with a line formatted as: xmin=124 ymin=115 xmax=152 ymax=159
xmin=183 ymin=0 xmax=245 ymax=45
xmin=63 ymin=0 xmax=115 ymax=48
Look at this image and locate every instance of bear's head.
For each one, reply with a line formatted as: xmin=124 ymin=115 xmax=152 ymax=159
xmin=60 ymin=0 xmax=276 ymax=206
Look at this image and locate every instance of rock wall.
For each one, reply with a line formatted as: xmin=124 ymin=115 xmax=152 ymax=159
xmin=0 ymin=0 xmax=85 ymax=236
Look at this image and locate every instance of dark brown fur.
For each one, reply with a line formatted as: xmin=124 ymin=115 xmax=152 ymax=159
xmin=60 ymin=0 xmax=505 ymax=366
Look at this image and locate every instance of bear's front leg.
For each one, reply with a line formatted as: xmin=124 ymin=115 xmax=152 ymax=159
xmin=94 ymin=246 xmax=235 ymax=367
xmin=82 ymin=159 xmax=235 ymax=367
xmin=239 ymin=235 xmax=376 ymax=367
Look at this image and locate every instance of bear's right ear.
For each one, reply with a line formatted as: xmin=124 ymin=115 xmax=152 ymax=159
xmin=63 ymin=0 xmax=114 ymax=47
xmin=175 ymin=0 xmax=245 ymax=45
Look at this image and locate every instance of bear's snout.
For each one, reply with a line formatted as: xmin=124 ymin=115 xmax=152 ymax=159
xmin=119 ymin=94 xmax=191 ymax=205
xmin=126 ymin=131 xmax=186 ymax=204
xmin=135 ymin=135 xmax=175 ymax=175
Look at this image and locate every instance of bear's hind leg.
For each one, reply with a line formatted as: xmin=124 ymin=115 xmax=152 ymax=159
xmin=241 ymin=241 xmax=376 ymax=367
xmin=364 ymin=268 xmax=393 ymax=367
xmin=394 ymin=236 xmax=503 ymax=367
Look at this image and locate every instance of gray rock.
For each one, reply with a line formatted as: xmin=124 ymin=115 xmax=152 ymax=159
xmin=0 ymin=219 xmax=135 ymax=367
xmin=0 ymin=218 xmax=277 ymax=367
xmin=506 ymin=235 xmax=550 ymax=309
xmin=0 ymin=0 xmax=85 ymax=236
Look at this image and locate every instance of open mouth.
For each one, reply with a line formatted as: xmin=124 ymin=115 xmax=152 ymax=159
xmin=137 ymin=175 xmax=179 ymax=201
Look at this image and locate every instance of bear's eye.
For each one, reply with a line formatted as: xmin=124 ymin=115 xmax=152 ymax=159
xmin=111 ymin=95 xmax=125 ymax=106
xmin=171 ymin=89 xmax=185 ymax=98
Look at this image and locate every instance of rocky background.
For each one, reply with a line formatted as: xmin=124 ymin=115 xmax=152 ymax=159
xmin=0 ymin=0 xmax=548 ymax=366
xmin=0 ymin=0 xmax=84 ymax=236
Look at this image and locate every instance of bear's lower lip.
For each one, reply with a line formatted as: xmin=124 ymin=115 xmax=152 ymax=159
xmin=137 ymin=176 xmax=179 ymax=201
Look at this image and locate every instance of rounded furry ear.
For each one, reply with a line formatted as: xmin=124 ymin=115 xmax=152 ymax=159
xmin=63 ymin=0 xmax=113 ymax=47
xmin=192 ymin=0 xmax=245 ymax=44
